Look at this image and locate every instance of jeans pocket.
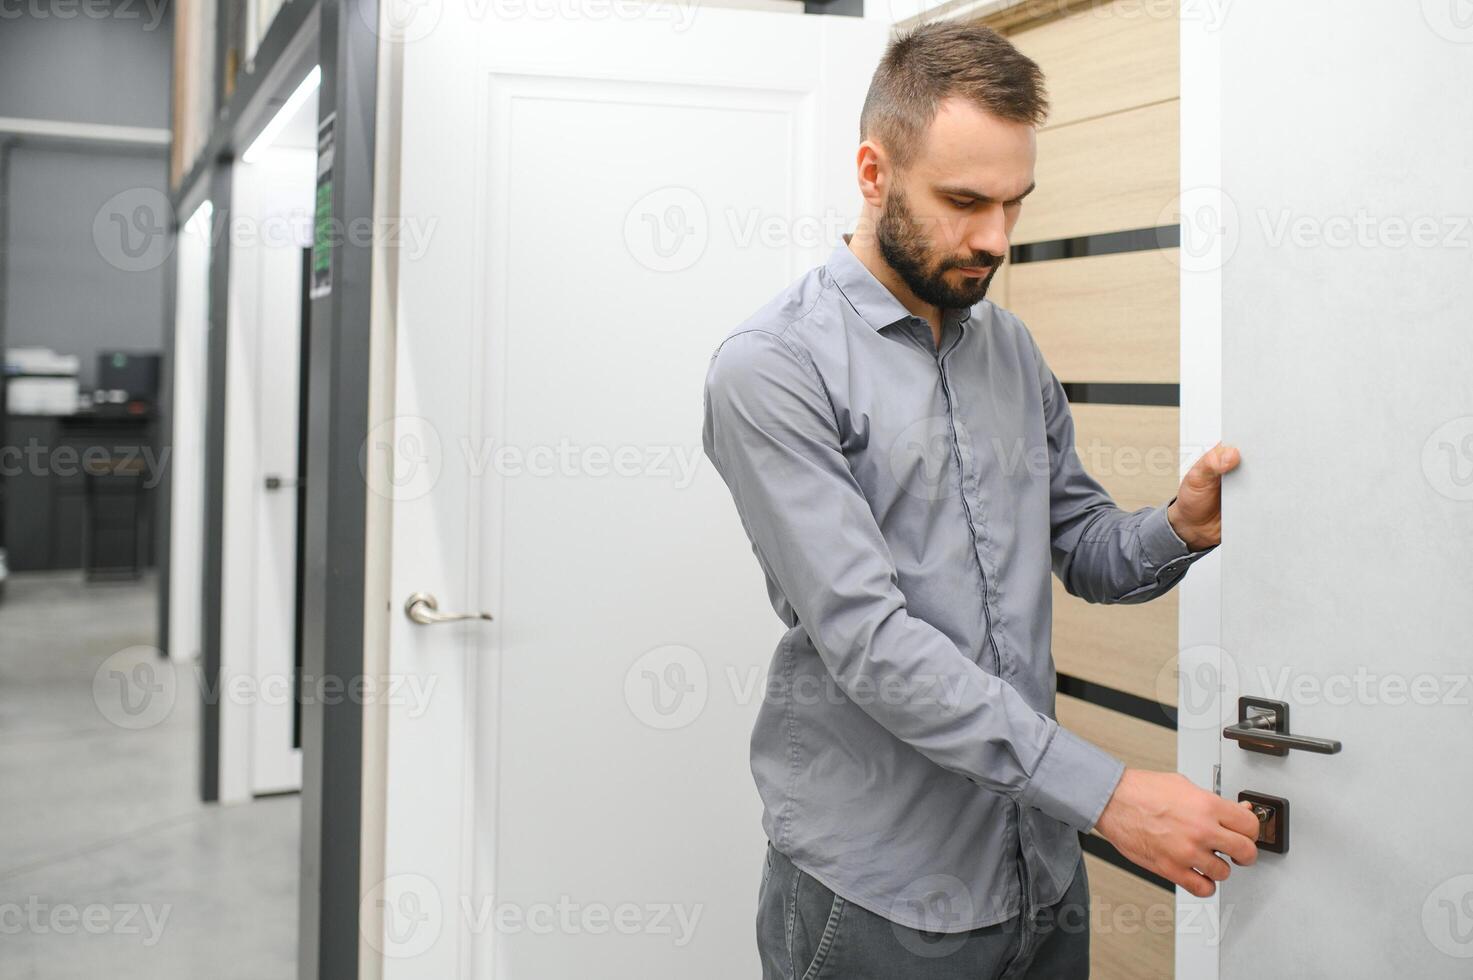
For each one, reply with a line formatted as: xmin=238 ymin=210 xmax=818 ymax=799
xmin=789 ymin=870 xmax=846 ymax=980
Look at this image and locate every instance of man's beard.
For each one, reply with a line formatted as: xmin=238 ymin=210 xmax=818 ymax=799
xmin=876 ymin=185 xmax=1003 ymax=311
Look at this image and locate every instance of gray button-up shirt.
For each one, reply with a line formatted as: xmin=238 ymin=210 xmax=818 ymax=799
xmin=702 ymin=239 xmax=1211 ymax=931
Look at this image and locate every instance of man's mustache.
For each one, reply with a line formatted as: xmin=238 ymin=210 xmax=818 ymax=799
xmin=948 ymin=253 xmax=1005 ymax=270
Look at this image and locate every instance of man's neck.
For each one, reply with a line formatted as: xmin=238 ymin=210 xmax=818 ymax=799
xmin=844 ymin=229 xmax=944 ymax=344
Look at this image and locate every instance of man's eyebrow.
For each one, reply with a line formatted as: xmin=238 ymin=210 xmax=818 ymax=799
xmin=935 ymin=181 xmax=1037 ymax=203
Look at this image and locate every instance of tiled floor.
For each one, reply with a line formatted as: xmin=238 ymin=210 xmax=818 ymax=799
xmin=0 ymin=572 xmax=298 ymax=979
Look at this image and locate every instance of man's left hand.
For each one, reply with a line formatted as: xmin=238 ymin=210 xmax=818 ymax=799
xmin=1166 ymin=442 xmax=1241 ymax=551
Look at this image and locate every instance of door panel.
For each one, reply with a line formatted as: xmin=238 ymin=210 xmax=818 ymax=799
xmin=1086 ymin=854 xmax=1174 ymax=980
xmin=1008 ymin=249 xmax=1180 ymax=384
xmin=1053 ymin=579 xmax=1177 ymax=705
xmin=378 ymin=8 xmax=887 ymax=976
xmin=1018 ymin=98 xmax=1179 ymax=244
xmin=221 ymin=149 xmax=312 ymax=800
xmin=1056 ymin=693 xmax=1174 ymax=773
xmin=247 ymin=151 xmax=311 ymax=796
xmin=1007 ymin=0 xmax=1179 ymax=131
xmin=489 ymin=80 xmax=808 ymax=978
xmin=1218 ymin=4 xmax=1473 ymax=976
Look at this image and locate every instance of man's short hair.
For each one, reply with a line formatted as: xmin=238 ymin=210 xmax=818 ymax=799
xmin=860 ymin=21 xmax=1049 ymax=172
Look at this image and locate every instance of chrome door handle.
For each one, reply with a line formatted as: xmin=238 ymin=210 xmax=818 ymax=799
xmin=404 ymin=592 xmax=493 ymax=625
xmin=1223 ymin=696 xmax=1342 ymax=755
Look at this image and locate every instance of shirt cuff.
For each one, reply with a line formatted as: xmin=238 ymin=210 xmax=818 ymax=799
xmin=1139 ymin=496 xmax=1201 ymax=569
xmin=1018 ymin=723 xmax=1126 ymax=832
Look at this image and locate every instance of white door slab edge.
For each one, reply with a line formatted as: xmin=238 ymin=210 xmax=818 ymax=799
xmin=1176 ymin=11 xmax=1224 ymax=980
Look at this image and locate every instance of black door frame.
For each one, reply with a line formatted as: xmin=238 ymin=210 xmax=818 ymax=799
xmin=163 ymin=0 xmax=376 ymax=975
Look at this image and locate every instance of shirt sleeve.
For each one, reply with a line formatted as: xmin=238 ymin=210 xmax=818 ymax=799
xmin=1025 ymin=330 xmax=1216 ymax=605
xmin=702 ymin=328 xmax=1124 ymax=832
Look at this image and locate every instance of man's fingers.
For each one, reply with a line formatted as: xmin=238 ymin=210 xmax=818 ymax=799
xmin=1193 ymin=853 xmax=1233 ymax=883
xmin=1186 ymin=442 xmax=1241 ymax=490
xmin=1184 ymin=448 xmax=1223 ymax=492
xmin=1213 ymin=442 xmax=1241 ymax=474
xmin=1217 ymin=797 xmax=1262 ymax=838
xmin=1173 ymin=867 xmax=1217 ymax=898
xmin=1210 ymin=828 xmax=1258 ymax=868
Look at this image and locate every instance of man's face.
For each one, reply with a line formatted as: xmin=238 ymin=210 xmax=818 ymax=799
xmin=875 ymin=97 xmax=1037 ymax=311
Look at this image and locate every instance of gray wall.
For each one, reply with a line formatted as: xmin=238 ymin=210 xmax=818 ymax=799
xmin=0 ymin=0 xmax=172 ymax=127
xmin=6 ymin=148 xmax=170 ymax=389
xmin=1 ymin=2 xmax=174 ymax=391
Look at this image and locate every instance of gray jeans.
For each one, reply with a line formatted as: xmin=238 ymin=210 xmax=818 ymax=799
xmin=756 ymin=843 xmax=1090 ymax=980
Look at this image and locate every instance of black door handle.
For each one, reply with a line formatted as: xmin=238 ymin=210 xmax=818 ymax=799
xmin=1223 ymin=697 xmax=1342 ymax=756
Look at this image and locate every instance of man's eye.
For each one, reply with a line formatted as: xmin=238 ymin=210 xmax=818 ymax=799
xmin=949 ymin=198 xmax=972 ymax=210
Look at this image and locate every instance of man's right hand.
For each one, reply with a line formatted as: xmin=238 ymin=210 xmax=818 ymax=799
xmin=1093 ymin=769 xmax=1260 ymax=897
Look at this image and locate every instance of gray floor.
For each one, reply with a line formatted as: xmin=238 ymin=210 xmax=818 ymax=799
xmin=0 ymin=572 xmax=298 ymax=979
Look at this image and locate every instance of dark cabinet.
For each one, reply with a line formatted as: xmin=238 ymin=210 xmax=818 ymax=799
xmin=2 ymin=414 xmax=159 ymax=573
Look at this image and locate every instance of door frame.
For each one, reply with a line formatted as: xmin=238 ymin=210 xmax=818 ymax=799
xmin=297 ymin=0 xmax=383 ymax=976
xmin=162 ymin=0 xmax=380 ymax=975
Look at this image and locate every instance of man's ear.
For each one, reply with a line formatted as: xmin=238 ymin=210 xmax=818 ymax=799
xmin=856 ymin=140 xmax=888 ymax=208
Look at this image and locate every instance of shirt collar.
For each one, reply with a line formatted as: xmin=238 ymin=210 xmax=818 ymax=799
xmin=826 ymin=233 xmax=974 ymax=334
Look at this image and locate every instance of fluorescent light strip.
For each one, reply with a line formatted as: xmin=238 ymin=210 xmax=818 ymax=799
xmin=184 ymin=199 xmax=214 ymax=242
xmin=241 ymin=65 xmax=321 ymax=163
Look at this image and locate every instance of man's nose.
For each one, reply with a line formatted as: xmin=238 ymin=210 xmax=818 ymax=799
xmin=966 ymin=206 xmax=1010 ymax=261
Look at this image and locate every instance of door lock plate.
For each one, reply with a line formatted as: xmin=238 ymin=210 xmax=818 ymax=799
xmin=1233 ymin=696 xmax=1291 ymax=755
xmin=1239 ymin=791 xmax=1290 ymax=854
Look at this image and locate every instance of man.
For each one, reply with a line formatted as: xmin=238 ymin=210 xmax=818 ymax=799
xmin=701 ymin=20 xmax=1261 ymax=979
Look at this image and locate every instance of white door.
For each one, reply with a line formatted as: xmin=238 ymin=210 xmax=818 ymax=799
xmin=167 ymin=201 xmax=214 ymax=665
xmin=220 ymin=148 xmax=314 ymax=800
xmin=1189 ymin=4 xmax=1473 ymax=977
xmin=370 ymin=6 xmax=888 ymax=975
